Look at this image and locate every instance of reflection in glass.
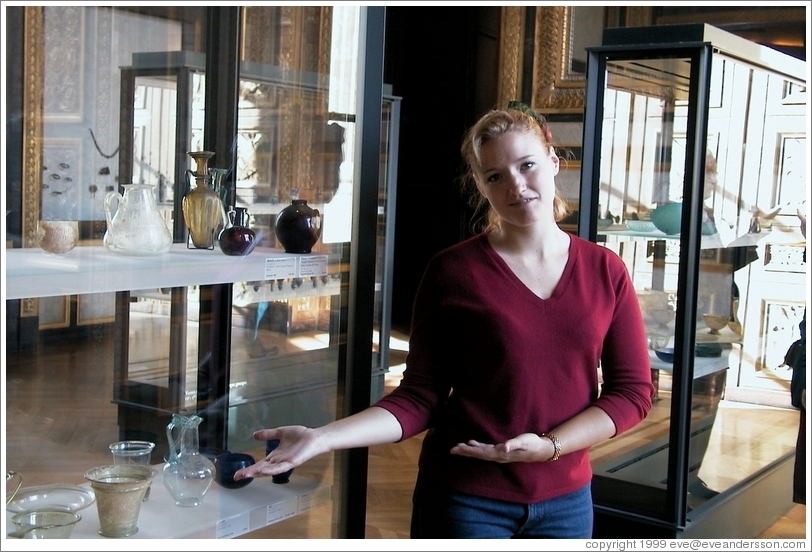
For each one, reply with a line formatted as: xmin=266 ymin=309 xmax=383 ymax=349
xmin=586 ymin=44 xmax=802 ymax=524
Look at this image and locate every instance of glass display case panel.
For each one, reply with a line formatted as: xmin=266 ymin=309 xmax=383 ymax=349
xmin=119 ymin=288 xmax=200 ymax=413
xmin=6 ymin=5 xmax=388 ymax=539
xmin=220 ymin=5 xmax=394 ymax=538
xmin=113 ymin=5 xmax=397 ymax=453
xmin=6 ymin=6 xmax=207 ymax=485
xmin=372 ymin=97 xmax=401 ymax=388
xmin=223 ymin=7 xmax=401 ymax=453
xmin=582 ymin=27 xmax=805 ymax=531
xmin=119 ymin=52 xmax=207 ymax=240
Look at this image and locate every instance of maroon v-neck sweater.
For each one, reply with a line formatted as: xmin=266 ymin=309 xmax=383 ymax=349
xmin=375 ymin=233 xmax=654 ymax=503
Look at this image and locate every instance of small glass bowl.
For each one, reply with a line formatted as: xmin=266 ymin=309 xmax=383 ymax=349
xmin=214 ymin=452 xmax=256 ymax=489
xmin=703 ymin=314 xmax=730 ymax=334
xmin=11 ymin=509 xmax=82 ymax=539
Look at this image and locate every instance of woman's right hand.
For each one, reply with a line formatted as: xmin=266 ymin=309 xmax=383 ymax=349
xmin=233 ymin=425 xmax=327 ymax=481
xmin=233 ymin=406 xmax=404 ymax=481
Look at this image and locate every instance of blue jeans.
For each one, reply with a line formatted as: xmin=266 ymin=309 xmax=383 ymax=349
xmin=410 ymin=472 xmax=593 ymax=538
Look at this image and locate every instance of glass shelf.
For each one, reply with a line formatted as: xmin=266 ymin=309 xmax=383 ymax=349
xmin=4 ymin=472 xmax=330 ymax=539
xmin=599 ymin=226 xmax=803 ymax=250
xmin=5 ymin=245 xmax=335 ymax=300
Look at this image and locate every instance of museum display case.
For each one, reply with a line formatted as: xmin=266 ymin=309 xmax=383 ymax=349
xmin=578 ymin=24 xmax=806 ymax=538
xmin=113 ymin=48 xmax=401 ymax=458
xmin=5 ymin=5 xmax=391 ymax=538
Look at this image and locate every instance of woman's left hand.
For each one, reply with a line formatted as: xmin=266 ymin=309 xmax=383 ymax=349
xmin=450 ymin=433 xmax=548 ymax=463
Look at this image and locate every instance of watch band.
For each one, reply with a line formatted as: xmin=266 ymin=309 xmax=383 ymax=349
xmin=540 ymin=432 xmax=561 ymax=462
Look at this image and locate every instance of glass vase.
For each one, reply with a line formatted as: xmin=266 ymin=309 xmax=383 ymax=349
xmin=182 ymin=151 xmax=229 ymax=249
xmin=274 ymin=199 xmax=322 ymax=253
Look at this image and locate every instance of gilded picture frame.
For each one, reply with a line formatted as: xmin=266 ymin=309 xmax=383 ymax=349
xmin=22 ymin=6 xmax=44 ymax=250
xmin=18 ymin=7 xmax=44 ymax=319
xmin=498 ymin=6 xmax=653 ymax=114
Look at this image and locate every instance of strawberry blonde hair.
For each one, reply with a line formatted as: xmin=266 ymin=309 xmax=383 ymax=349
xmin=460 ymin=105 xmax=570 ymax=233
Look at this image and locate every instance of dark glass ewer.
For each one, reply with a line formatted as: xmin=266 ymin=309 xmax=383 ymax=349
xmin=265 ymin=439 xmax=294 ymax=484
xmin=274 ymin=199 xmax=322 ymax=254
xmin=219 ymin=207 xmax=257 ymax=256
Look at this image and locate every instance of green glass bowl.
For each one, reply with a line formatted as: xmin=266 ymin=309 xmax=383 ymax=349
xmin=651 ymin=203 xmax=682 ymax=235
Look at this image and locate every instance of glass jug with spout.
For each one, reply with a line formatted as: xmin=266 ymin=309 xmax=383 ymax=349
xmin=103 ymin=183 xmax=173 ymax=255
xmin=162 ymin=413 xmax=215 ymax=507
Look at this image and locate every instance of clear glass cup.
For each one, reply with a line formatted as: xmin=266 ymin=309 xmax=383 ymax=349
xmin=109 ymin=441 xmax=155 ymax=501
xmin=109 ymin=440 xmax=155 ymax=465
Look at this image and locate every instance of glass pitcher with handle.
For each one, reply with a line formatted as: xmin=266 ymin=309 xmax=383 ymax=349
xmin=103 ymin=183 xmax=173 ymax=256
xmin=162 ymin=413 xmax=215 ymax=507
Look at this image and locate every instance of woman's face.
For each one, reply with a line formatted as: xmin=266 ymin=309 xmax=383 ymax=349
xmin=475 ymin=130 xmax=559 ymax=229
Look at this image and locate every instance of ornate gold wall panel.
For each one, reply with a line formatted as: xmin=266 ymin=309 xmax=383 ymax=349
xmin=498 ymin=6 xmax=653 ymax=114
xmin=242 ymin=6 xmax=281 ymax=65
xmin=623 ymin=6 xmax=654 ymax=28
xmin=21 ymin=7 xmax=44 ymax=319
xmin=496 ymin=6 xmax=523 ymax=109
xmin=532 ymin=7 xmax=574 ymax=112
xmin=270 ymin=6 xmax=333 ymax=203
xmin=22 ymin=6 xmax=43 ymax=251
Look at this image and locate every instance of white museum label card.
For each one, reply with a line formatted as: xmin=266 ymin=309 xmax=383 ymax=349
xmin=265 ymin=257 xmax=297 ymax=279
xmin=266 ymin=497 xmax=298 ymax=524
xmin=299 ymin=490 xmax=316 ymax=512
xmin=216 ymin=511 xmax=250 ymax=539
xmin=298 ymin=255 xmax=328 ymax=277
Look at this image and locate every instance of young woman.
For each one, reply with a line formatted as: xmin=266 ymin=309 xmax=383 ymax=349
xmin=235 ymin=105 xmax=654 ymax=538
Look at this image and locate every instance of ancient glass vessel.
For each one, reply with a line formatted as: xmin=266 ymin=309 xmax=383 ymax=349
xmin=182 ymin=151 xmax=229 ymax=249
xmin=219 ymin=207 xmax=257 ymax=256
xmin=162 ymin=413 xmax=215 ymax=507
xmin=103 ymin=184 xmax=173 ymax=256
xmin=274 ymin=199 xmax=322 ymax=253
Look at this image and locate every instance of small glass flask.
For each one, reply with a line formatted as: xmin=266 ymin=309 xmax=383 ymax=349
xmin=219 ymin=207 xmax=257 ymax=256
